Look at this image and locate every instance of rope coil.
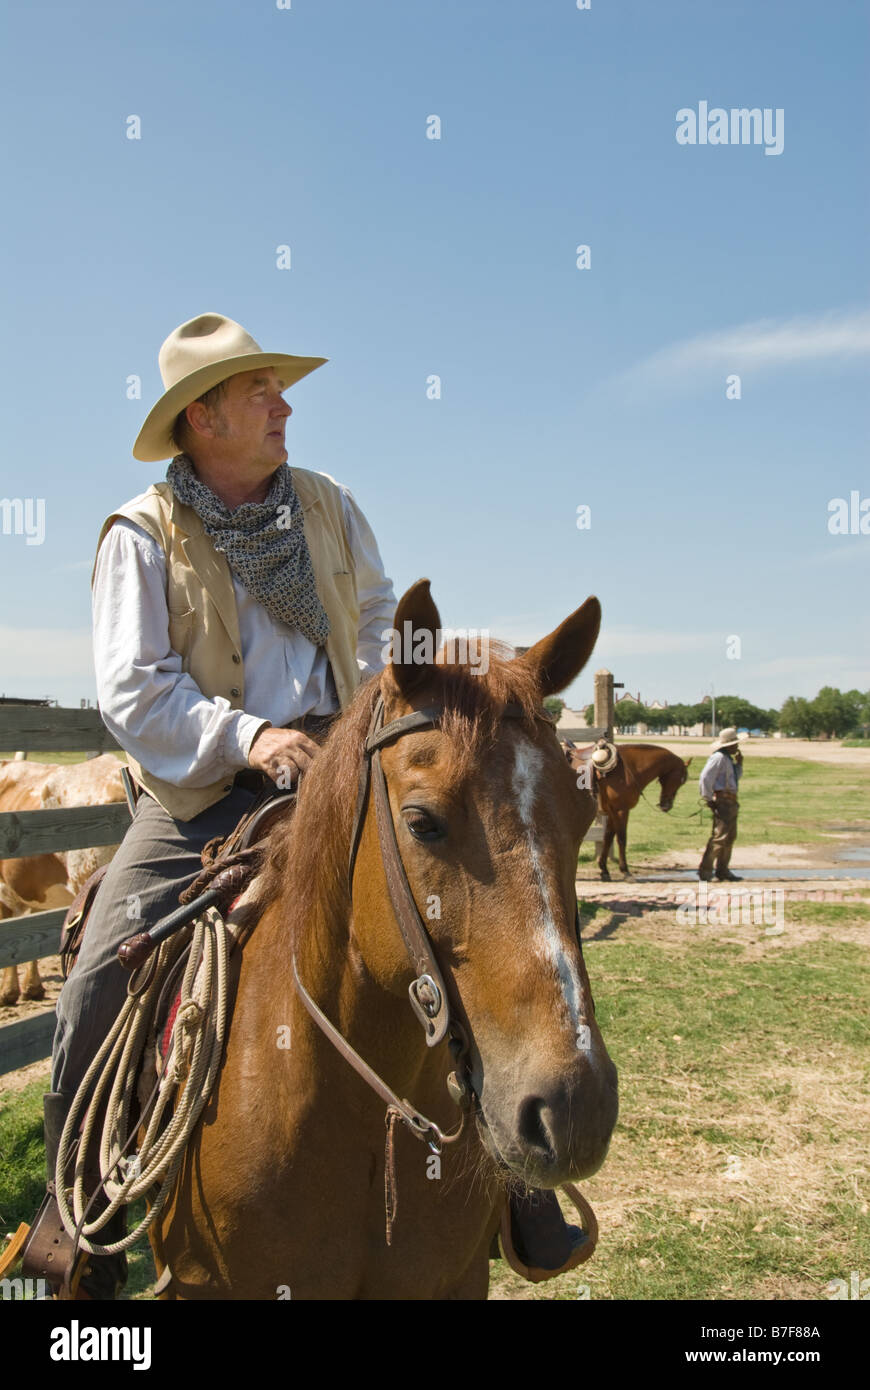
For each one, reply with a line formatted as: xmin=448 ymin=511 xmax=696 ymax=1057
xmin=54 ymin=905 xmax=230 ymax=1259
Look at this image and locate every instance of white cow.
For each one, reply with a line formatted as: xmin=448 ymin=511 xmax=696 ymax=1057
xmin=0 ymin=756 xmax=127 ymax=1005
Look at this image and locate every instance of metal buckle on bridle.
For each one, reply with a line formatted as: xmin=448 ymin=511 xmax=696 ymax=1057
xmin=409 ymin=973 xmax=442 ymax=1033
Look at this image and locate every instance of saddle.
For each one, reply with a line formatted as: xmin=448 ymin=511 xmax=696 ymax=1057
xmin=563 ymin=738 xmax=619 ymax=787
xmin=59 ymin=787 xmax=297 ymax=977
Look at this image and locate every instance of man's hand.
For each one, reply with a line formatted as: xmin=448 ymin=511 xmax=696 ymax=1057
xmin=248 ymin=727 xmax=320 ymax=786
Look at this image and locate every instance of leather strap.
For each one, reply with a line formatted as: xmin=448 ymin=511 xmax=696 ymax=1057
xmin=370 ymin=740 xmax=451 ymax=1044
xmin=291 ymin=954 xmax=462 ymax=1151
xmin=346 ymin=696 xmax=531 ymax=1048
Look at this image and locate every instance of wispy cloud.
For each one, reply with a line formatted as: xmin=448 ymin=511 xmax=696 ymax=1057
xmin=615 ymin=307 xmax=870 ymax=395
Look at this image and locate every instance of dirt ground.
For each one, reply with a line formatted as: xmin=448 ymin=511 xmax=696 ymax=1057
xmin=619 ymin=736 xmax=870 ymax=768
xmin=0 ymin=954 xmax=60 ymax=1094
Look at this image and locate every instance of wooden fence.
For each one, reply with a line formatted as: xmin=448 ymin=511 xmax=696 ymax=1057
xmin=0 ymin=678 xmax=617 ymax=1076
xmin=0 ymin=708 xmax=129 ymax=1076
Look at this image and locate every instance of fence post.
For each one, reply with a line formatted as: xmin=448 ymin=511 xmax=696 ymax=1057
xmin=594 ymin=669 xmax=614 ymax=740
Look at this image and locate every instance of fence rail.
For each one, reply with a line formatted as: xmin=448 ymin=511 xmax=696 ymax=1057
xmin=0 ymin=707 xmax=129 ymax=1075
xmin=0 ymin=706 xmax=121 ymax=755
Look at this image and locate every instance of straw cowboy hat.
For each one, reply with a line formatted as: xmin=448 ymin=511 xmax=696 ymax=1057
xmin=710 ymin=727 xmax=740 ymax=753
xmin=132 ymin=313 xmax=327 ymax=462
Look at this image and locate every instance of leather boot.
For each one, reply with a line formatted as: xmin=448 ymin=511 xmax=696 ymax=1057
xmin=75 ymin=1102 xmax=129 ymax=1301
xmin=21 ymin=1091 xmax=127 ymax=1300
xmin=20 ymin=1091 xmax=80 ymax=1295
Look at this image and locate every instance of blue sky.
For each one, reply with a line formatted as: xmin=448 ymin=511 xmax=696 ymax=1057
xmin=1 ymin=0 xmax=867 ymax=713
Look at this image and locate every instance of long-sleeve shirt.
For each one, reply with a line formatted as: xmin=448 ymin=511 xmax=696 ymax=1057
xmin=698 ymin=750 xmax=743 ymax=801
xmin=92 ymin=481 xmax=396 ymax=789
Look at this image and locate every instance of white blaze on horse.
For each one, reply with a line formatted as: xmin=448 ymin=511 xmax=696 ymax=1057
xmin=0 ymin=756 xmax=127 ymax=1006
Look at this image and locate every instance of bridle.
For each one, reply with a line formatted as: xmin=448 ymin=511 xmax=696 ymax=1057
xmin=291 ymin=689 xmax=584 ymax=1240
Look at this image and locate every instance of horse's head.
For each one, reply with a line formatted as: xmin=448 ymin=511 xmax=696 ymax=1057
xmin=658 ymin=756 xmax=692 ymax=812
xmin=355 ymin=580 xmax=618 ymax=1188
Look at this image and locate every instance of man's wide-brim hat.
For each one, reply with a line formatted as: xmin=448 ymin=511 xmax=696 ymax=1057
xmin=132 ymin=313 xmax=327 ymax=462
xmin=711 ymin=727 xmax=740 ymax=752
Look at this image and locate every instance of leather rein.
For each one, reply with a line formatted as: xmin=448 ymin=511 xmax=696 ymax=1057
xmin=291 ymin=692 xmax=579 ymax=1239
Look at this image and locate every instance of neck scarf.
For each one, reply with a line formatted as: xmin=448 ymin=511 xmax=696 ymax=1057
xmin=166 ymin=455 xmax=330 ymax=646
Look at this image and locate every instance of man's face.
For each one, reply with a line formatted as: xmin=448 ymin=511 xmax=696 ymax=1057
xmin=207 ymin=366 xmax=293 ymax=468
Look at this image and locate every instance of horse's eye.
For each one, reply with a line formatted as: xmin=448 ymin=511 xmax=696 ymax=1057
xmin=403 ymin=809 xmax=444 ymax=842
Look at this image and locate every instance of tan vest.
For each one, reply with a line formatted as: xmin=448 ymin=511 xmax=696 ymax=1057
xmin=92 ymin=469 xmax=362 ymax=821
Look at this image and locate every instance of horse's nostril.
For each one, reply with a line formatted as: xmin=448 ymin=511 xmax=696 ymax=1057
xmin=517 ymin=1096 xmax=554 ymax=1159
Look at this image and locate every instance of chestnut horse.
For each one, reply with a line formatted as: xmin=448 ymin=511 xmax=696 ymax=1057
xmin=565 ymin=743 xmax=691 ymax=880
xmin=150 ymin=582 xmax=618 ymax=1299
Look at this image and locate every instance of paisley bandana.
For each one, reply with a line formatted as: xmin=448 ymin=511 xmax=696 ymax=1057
xmin=166 ymin=455 xmax=330 ymax=646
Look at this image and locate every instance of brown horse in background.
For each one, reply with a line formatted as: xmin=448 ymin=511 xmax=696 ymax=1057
xmin=150 ymin=582 xmax=618 ymax=1300
xmin=565 ymin=744 xmax=691 ymax=880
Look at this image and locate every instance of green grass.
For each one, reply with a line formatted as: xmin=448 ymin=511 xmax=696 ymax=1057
xmin=843 ymin=738 xmax=870 ymax=748
xmin=489 ymin=918 xmax=870 ymax=1300
xmin=0 ymin=1080 xmax=156 ymax=1299
xmin=579 ymin=756 xmax=870 ymax=866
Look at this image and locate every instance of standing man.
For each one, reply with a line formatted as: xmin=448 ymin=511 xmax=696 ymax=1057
xmin=31 ymin=312 xmax=397 ymax=1297
xmin=698 ymin=727 xmax=744 ymax=882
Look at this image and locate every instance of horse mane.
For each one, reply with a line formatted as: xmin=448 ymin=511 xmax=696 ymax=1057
xmin=251 ymin=642 xmax=545 ymax=947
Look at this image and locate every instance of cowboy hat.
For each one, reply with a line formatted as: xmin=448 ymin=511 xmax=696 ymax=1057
xmin=132 ymin=313 xmax=327 ymax=462
xmin=710 ymin=727 xmax=740 ymax=753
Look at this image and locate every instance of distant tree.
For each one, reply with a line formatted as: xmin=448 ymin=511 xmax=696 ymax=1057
xmin=613 ymin=698 xmax=644 ymax=730
xmin=717 ymin=697 xmax=774 ymax=732
xmin=583 ymin=703 xmax=594 ymax=725
xmin=675 ymin=703 xmax=707 ymax=728
xmin=779 ymin=696 xmax=821 ymax=738
xmin=543 ymin=697 xmax=565 ymax=721
xmin=811 ymin=686 xmax=860 ymax=738
xmin=841 ymin=689 xmax=868 ymax=735
xmin=643 ymin=706 xmax=672 ymax=732
xmin=664 ymin=703 xmax=697 ymax=732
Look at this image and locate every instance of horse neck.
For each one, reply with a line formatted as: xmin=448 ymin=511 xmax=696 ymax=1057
xmin=282 ymin=831 xmax=448 ymax=1107
xmin=623 ymin=745 xmax=675 ymax=787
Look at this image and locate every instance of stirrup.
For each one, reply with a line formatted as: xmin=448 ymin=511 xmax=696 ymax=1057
xmin=18 ymin=1185 xmax=87 ymax=1298
xmin=0 ymin=1223 xmax=31 ymax=1279
xmin=498 ymin=1184 xmax=599 ymax=1284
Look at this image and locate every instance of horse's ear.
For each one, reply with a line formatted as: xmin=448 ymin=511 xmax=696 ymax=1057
xmin=517 ymin=597 xmax=601 ymax=697
xmin=384 ymin=578 xmax=443 ymax=698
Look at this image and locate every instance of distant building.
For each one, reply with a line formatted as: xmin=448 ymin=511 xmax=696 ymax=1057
xmin=555 ymin=707 xmax=599 ymax=741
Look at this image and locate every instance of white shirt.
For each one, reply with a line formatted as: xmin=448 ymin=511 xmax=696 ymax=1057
xmin=92 ymin=480 xmax=396 ymax=788
xmin=698 ymin=751 xmax=742 ymax=800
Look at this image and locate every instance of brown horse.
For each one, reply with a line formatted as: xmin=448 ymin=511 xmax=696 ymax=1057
xmin=565 ymin=743 xmax=691 ymax=880
xmin=151 ymin=581 xmax=618 ymax=1299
